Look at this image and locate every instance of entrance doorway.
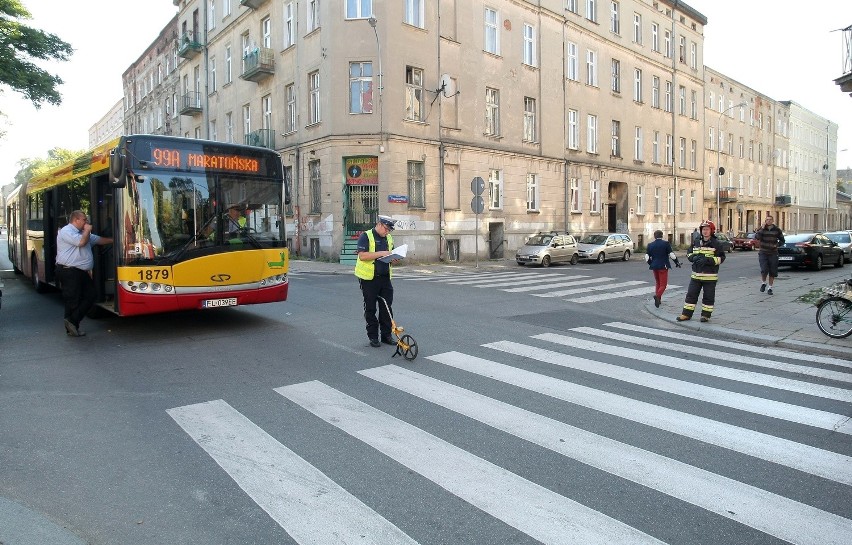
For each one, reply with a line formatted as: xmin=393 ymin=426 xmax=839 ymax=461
xmin=488 ymin=222 xmax=504 ymax=258
xmin=344 ymin=184 xmax=378 ymax=233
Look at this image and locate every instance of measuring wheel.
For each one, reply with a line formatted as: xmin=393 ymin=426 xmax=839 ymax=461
xmin=394 ymin=334 xmax=419 ymax=361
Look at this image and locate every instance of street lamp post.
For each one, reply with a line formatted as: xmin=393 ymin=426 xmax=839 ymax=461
xmin=715 ymin=102 xmax=748 ymax=232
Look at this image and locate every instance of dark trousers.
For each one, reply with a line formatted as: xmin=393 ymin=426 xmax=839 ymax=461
xmin=57 ymin=266 xmax=96 ymax=327
xmin=359 ymin=276 xmax=393 ymax=341
xmin=682 ymin=278 xmax=717 ymax=318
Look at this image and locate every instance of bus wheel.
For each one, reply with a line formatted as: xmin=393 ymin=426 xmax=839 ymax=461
xmin=31 ymin=255 xmax=47 ymax=293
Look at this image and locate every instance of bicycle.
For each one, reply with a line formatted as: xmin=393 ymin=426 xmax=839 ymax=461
xmin=814 ymin=279 xmax=852 ymax=338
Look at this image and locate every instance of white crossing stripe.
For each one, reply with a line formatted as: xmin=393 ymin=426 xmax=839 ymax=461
xmin=425 ymin=351 xmax=852 ymax=485
xmin=533 ymin=280 xmax=646 ymax=298
xmin=475 ymin=275 xmax=570 ymax=288
xmin=360 ymin=365 xmax=852 ymax=545
xmin=566 ymin=285 xmax=683 ymax=303
xmin=573 ymin=326 xmax=852 ymax=383
xmin=486 ymin=340 xmax=852 ymax=433
xmin=502 ymin=276 xmax=603 ymax=292
xmin=436 ymin=272 xmax=552 ymax=285
xmin=275 ymin=381 xmax=666 ymax=545
xmin=607 ymin=322 xmax=852 ymax=369
xmin=535 ymin=333 xmax=852 ymax=402
xmin=167 ymin=400 xmax=417 ymax=545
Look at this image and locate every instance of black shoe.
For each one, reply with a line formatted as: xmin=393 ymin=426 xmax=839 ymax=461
xmin=760 ymin=283 xmax=766 ymax=292
xmin=700 ymin=316 xmax=710 ymax=323
xmin=64 ymin=319 xmax=81 ymax=337
xmin=767 ymin=288 xmax=773 ymax=295
xmin=653 ymin=295 xmax=661 ymax=308
xmin=381 ymin=337 xmax=396 ymax=345
xmin=369 ymin=339 xmax=381 ymax=348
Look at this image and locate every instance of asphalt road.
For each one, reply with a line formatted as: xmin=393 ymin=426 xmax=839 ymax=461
xmin=1 ymin=246 xmax=850 ymax=544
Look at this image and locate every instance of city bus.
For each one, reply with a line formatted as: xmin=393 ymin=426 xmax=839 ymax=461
xmin=6 ymin=134 xmax=290 ymax=316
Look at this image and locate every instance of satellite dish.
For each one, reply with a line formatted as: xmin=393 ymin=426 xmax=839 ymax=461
xmin=439 ymin=74 xmax=456 ymax=97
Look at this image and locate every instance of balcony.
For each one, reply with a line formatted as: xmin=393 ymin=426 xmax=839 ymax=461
xmin=718 ymin=187 xmax=738 ymax=203
xmin=177 ymin=31 xmax=203 ymax=59
xmin=179 ymin=92 xmax=203 ymax=116
xmin=240 ymin=47 xmax=275 ymax=82
xmin=775 ymin=194 xmax=793 ymax=207
xmin=244 ymin=129 xmax=276 ymax=149
xmin=240 ymin=0 xmax=269 ymax=9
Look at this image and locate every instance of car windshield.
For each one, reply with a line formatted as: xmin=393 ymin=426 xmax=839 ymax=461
xmin=580 ymin=235 xmax=608 ymax=244
xmin=784 ymin=234 xmax=814 ymax=244
xmin=525 ymin=235 xmax=553 ymax=246
xmin=826 ymin=233 xmax=851 ymax=243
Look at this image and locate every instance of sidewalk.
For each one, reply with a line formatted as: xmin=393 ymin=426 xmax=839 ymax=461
xmin=289 ymin=256 xmax=852 ymax=358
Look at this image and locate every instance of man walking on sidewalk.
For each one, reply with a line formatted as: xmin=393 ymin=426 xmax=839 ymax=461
xmin=755 ymin=215 xmax=785 ymax=295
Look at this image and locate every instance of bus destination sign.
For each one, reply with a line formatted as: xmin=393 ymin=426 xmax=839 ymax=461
xmin=150 ymin=147 xmax=261 ymax=173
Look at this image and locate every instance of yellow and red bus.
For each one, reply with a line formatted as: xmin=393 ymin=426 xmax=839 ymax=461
xmin=6 ymin=134 xmax=289 ymax=316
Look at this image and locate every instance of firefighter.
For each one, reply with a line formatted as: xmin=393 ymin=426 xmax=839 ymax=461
xmin=677 ymin=220 xmax=726 ymax=323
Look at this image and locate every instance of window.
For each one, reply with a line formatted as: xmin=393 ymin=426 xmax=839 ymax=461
xmin=654 ymin=187 xmax=661 ymax=214
xmin=679 ymin=85 xmax=686 ymax=115
xmin=679 ymin=189 xmax=685 ymax=213
xmin=210 ymin=57 xmax=217 ymax=92
xmin=225 ymin=46 xmax=232 ymax=84
xmin=484 ymin=7 xmax=499 ymax=55
xmin=664 ymin=80 xmax=672 ymax=112
xmin=261 ymin=16 xmax=271 ymax=48
xmin=350 ymin=62 xmax=373 ymax=114
xmin=241 ymin=33 xmax=251 ymax=73
xmin=668 ymin=188 xmax=675 ymax=214
xmin=309 ymin=71 xmax=320 ymax=124
xmin=652 ymin=76 xmax=659 ymax=108
xmin=586 ymin=0 xmax=597 ymax=23
xmin=526 ymin=173 xmax=540 ymax=211
xmin=566 ymin=0 xmax=578 ymax=14
xmin=679 ymin=137 xmax=686 ymax=168
xmin=208 ymin=0 xmax=216 ymax=30
xmin=405 ymin=66 xmax=424 ymax=121
xmin=690 ymin=140 xmax=697 ymax=170
xmin=286 ymin=83 xmax=296 ymax=133
xmin=567 ymin=109 xmax=579 ymax=149
xmin=590 ymin=179 xmax=600 ymax=213
xmin=404 ymin=0 xmax=424 ymax=28
xmin=587 ymin=114 xmax=598 ymax=153
xmin=262 ymin=94 xmax=272 ymax=131
xmin=485 ymin=87 xmax=500 ymax=136
xmin=611 ymin=59 xmax=620 ymax=93
xmin=633 ymin=68 xmax=642 ymax=102
xmin=223 ymin=0 xmax=231 ymax=18
xmin=679 ymin=36 xmax=686 ymax=63
xmin=307 ymin=0 xmax=319 ymax=31
xmin=242 ymin=104 xmax=251 ymax=136
xmin=633 ymin=12 xmax=641 ymax=44
xmin=739 ymin=137 xmax=744 ymax=158
xmin=651 ymin=23 xmax=659 ymax=52
xmin=523 ymin=97 xmax=536 ymax=142
xmin=586 ymin=50 xmax=598 ymax=86
xmin=570 ymin=178 xmax=581 ymax=212
xmin=284 ymin=2 xmax=295 ymax=47
xmin=691 ymin=90 xmax=697 ymax=119
xmin=690 ymin=42 xmax=697 ymax=69
xmin=665 ymin=133 xmax=673 ymax=166
xmin=488 ymin=169 xmax=502 ymax=209
xmin=309 ymin=159 xmax=321 ymax=213
xmin=567 ymin=42 xmax=579 ymax=81
xmin=708 ymin=166 xmax=715 ymax=192
xmin=611 ymin=120 xmax=620 ymax=157
xmin=346 ymin=0 xmax=372 ymax=19
xmin=408 ymin=161 xmax=425 ymax=208
xmin=225 ymin=112 xmax=233 ymax=142
xmin=610 ymin=2 xmax=620 ymax=34
xmin=708 ymin=127 xmax=714 ymax=151
xmin=690 ymin=190 xmax=696 ymax=213
xmin=664 ymin=30 xmax=671 ymax=58
xmin=636 ymin=185 xmax=644 ymax=214
xmin=634 ymin=126 xmax=643 ymax=161
xmin=523 ymin=23 xmax=536 ymax=66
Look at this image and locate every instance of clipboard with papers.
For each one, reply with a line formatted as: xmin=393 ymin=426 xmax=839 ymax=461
xmin=378 ymin=244 xmax=408 ymax=263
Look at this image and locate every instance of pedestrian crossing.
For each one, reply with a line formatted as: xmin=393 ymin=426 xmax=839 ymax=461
xmin=394 ymin=269 xmax=682 ymax=303
xmin=168 ymin=323 xmax=852 ymax=545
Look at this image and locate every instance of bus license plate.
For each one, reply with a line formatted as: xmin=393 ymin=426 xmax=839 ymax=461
xmin=203 ymin=297 xmax=237 ymax=308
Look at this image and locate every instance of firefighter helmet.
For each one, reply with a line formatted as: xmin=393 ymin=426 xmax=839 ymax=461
xmin=699 ymin=220 xmax=716 ymax=235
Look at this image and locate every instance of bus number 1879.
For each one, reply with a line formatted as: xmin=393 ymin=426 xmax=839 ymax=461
xmin=137 ymin=269 xmax=170 ymax=280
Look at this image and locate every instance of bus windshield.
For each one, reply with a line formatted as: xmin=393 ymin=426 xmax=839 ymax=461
xmin=119 ymin=170 xmax=285 ymax=265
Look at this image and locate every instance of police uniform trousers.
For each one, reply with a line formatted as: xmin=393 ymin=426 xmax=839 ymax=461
xmin=359 ymin=274 xmax=393 ymax=341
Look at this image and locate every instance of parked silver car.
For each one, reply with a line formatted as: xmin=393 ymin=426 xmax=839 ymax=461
xmin=516 ymin=232 xmax=579 ymax=267
xmin=577 ymin=233 xmax=634 ymax=263
xmin=824 ymin=231 xmax=852 ymax=263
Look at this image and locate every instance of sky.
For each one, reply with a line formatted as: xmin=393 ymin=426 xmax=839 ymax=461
xmin=0 ymin=0 xmax=851 ymax=189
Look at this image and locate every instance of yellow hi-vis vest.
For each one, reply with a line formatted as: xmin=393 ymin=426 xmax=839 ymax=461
xmin=354 ymin=230 xmax=394 ymax=280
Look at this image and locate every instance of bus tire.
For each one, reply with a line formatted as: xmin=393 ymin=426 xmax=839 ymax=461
xmin=31 ymin=255 xmax=47 ymax=293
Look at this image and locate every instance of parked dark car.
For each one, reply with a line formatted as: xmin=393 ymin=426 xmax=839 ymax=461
xmin=713 ymin=232 xmax=733 ymax=253
xmin=777 ymin=233 xmax=844 ymax=270
xmin=732 ymin=232 xmax=759 ymax=251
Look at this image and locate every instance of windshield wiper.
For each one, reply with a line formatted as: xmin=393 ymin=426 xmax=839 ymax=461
xmin=159 ymin=214 xmax=219 ymax=264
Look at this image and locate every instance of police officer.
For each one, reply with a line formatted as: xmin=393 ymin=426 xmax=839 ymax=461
xmin=354 ymin=216 xmax=398 ymax=347
xmin=677 ymin=220 xmax=725 ymax=323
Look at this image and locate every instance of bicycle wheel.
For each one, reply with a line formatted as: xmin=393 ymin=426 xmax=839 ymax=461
xmin=815 ymin=297 xmax=852 ymax=338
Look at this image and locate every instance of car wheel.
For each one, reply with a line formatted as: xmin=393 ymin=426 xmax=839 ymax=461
xmin=570 ymin=254 xmax=579 ymax=265
xmin=596 ymin=252 xmax=606 ymax=264
xmin=622 ymin=250 xmax=631 ymax=261
xmin=835 ymin=254 xmax=845 ymax=268
xmin=541 ymin=255 xmax=551 ymax=267
xmin=813 ymin=255 xmax=823 ymax=271
xmin=517 ymin=262 xmax=525 ymax=266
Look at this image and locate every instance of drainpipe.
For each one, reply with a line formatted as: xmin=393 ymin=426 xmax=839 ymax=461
xmin=437 ymin=1 xmax=445 ymax=261
xmin=562 ymin=17 xmax=570 ymax=233
xmin=294 ymin=147 xmax=301 ymax=256
xmin=670 ymin=0 xmax=679 ymax=241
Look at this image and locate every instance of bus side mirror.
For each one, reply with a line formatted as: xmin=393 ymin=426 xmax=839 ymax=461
xmin=109 ymin=148 xmax=127 ymax=188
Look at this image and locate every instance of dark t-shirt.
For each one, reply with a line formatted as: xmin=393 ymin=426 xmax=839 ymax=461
xmin=356 ymin=228 xmax=391 ymax=276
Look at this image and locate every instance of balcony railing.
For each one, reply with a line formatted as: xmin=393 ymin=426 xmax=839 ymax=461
xmin=177 ymin=31 xmax=203 ymax=59
xmin=240 ymin=0 xmax=269 ymax=9
xmin=775 ymin=194 xmax=793 ymax=206
xmin=241 ymin=47 xmax=275 ymax=82
xmin=179 ymin=92 xmax=203 ymax=116
xmin=718 ymin=187 xmax=738 ymax=202
xmin=245 ymin=129 xmax=275 ymax=149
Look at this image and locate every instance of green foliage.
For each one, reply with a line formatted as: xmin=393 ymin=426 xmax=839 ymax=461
xmin=12 ymin=146 xmax=83 ymax=187
xmin=0 ymin=0 xmax=74 ymax=108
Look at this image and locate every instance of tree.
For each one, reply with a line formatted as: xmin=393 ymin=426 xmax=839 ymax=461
xmin=12 ymin=147 xmax=82 ymax=187
xmin=0 ymin=0 xmax=73 ymax=108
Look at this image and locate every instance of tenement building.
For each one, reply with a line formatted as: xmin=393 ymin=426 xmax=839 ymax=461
xmin=165 ymin=0 xmax=709 ymax=261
